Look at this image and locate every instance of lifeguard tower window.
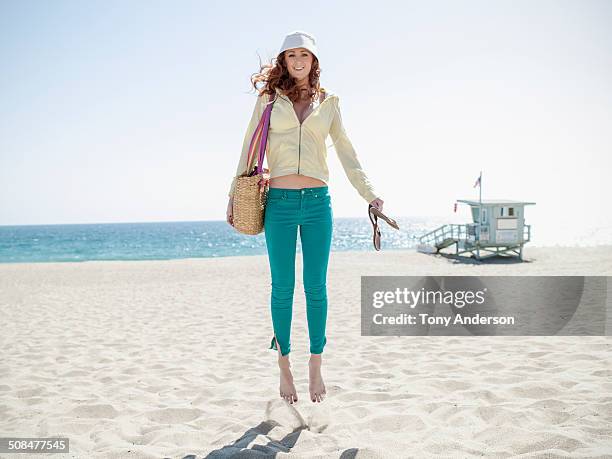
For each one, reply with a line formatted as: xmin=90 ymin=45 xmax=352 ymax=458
xmin=500 ymin=207 xmax=515 ymax=217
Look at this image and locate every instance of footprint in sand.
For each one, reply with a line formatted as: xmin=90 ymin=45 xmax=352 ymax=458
xmin=264 ymin=399 xmax=331 ymax=433
xmin=264 ymin=399 xmax=307 ymax=430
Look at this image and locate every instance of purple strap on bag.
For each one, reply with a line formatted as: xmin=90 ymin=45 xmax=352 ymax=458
xmin=247 ymin=93 xmax=276 ymax=177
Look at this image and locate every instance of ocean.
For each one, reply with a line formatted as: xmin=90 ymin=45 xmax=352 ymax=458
xmin=0 ymin=217 xmax=448 ymax=263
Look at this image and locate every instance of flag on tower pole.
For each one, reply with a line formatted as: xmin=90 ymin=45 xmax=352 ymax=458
xmin=473 ymin=172 xmax=482 ymax=188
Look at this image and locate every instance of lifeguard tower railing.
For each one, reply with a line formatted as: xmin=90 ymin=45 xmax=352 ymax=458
xmin=419 ymin=224 xmax=468 ymax=250
xmin=418 ymin=223 xmax=531 ymax=252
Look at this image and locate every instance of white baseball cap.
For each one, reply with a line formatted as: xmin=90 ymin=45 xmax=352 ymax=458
xmin=278 ymin=30 xmax=319 ymax=60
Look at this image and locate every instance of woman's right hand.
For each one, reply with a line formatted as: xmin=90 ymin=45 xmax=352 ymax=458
xmin=226 ymin=197 xmax=234 ymax=227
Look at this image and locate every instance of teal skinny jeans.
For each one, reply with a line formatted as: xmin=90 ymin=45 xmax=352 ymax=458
xmin=264 ymin=186 xmax=333 ymax=356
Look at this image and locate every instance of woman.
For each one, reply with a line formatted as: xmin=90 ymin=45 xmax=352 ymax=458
xmin=226 ymin=31 xmax=384 ymax=404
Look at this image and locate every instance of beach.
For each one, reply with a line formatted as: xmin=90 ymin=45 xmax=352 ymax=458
xmin=1 ymin=246 xmax=611 ymax=458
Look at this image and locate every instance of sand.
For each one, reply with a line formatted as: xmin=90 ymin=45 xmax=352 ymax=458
xmin=1 ymin=246 xmax=611 ymax=458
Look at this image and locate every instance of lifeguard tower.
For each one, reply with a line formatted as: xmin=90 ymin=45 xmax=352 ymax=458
xmin=418 ymin=199 xmax=535 ymax=261
xmin=418 ymin=172 xmax=536 ymax=261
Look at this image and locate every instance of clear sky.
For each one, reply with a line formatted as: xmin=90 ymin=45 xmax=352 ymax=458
xmin=1 ymin=0 xmax=610 ymax=245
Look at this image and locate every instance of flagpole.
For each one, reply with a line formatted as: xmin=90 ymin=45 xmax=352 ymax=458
xmin=476 ymin=171 xmax=482 ymax=259
xmin=479 ymin=171 xmax=482 ymax=229
xmin=479 ymin=171 xmax=482 ymax=208
xmin=477 ymin=171 xmax=482 ymax=260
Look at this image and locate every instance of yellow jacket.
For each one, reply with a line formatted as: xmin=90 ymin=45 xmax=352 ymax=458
xmin=228 ymin=87 xmax=379 ymax=203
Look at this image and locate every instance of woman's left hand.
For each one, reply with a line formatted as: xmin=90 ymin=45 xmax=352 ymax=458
xmin=369 ymin=197 xmax=384 ymax=212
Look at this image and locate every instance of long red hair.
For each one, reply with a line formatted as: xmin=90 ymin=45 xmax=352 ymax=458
xmin=249 ymin=50 xmax=322 ymax=103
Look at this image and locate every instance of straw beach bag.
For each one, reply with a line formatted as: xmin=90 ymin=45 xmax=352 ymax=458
xmin=231 ymin=93 xmax=276 ymax=235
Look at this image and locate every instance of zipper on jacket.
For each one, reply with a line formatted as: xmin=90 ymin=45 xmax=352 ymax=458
xmin=297 ymin=124 xmax=301 ymax=174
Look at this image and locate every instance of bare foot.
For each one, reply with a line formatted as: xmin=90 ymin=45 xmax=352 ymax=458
xmin=274 ymin=337 xmax=298 ymax=404
xmin=308 ymin=354 xmax=326 ymax=403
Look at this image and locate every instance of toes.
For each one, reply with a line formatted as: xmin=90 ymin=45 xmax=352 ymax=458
xmin=281 ymin=392 xmax=297 ymax=404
